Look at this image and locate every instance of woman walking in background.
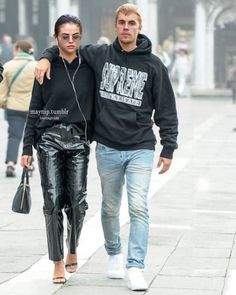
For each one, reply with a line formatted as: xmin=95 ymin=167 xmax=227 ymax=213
xmin=0 ymin=40 xmax=36 ymax=177
xmin=21 ymin=15 xmax=95 ymax=284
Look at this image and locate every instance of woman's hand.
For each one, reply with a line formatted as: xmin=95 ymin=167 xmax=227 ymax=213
xmin=21 ymin=155 xmax=33 ymax=168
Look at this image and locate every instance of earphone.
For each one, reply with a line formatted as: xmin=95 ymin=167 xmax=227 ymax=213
xmin=60 ymin=49 xmax=90 ymax=146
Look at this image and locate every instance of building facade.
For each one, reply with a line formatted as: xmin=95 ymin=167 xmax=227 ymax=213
xmin=0 ymin=0 xmax=235 ymax=89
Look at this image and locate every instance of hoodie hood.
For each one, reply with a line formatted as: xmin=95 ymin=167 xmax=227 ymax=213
xmin=113 ymin=33 xmax=152 ymax=55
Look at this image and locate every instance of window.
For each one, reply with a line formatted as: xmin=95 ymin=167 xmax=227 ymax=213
xmin=32 ymin=0 xmax=39 ymax=25
xmin=0 ymin=0 xmax=6 ymax=23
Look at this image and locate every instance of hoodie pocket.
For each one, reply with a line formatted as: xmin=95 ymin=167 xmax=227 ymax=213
xmin=95 ymin=106 xmax=139 ymax=142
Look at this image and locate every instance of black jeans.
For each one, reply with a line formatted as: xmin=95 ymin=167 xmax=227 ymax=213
xmin=37 ymin=123 xmax=90 ymax=261
xmin=5 ymin=109 xmax=27 ymax=164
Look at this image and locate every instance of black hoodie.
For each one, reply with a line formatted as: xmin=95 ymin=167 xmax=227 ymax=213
xmin=42 ymin=34 xmax=178 ymax=159
xmin=22 ymin=55 xmax=95 ymax=156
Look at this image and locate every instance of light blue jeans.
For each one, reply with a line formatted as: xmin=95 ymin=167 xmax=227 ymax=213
xmin=95 ymin=143 xmax=154 ymax=269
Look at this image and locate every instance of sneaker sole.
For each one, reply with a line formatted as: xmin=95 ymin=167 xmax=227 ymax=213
xmin=107 ymin=273 xmax=125 ymax=279
xmin=128 ymin=283 xmax=148 ymax=291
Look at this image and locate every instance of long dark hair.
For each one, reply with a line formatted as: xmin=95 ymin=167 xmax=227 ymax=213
xmin=54 ymin=14 xmax=82 ymax=37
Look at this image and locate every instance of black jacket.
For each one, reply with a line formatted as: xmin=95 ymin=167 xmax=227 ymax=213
xmin=0 ymin=63 xmax=3 ymax=82
xmin=42 ymin=34 xmax=178 ymax=159
xmin=22 ymin=55 xmax=95 ymax=156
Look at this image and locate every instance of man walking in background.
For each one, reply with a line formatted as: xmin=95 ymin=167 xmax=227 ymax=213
xmin=0 ymin=34 xmax=13 ymax=64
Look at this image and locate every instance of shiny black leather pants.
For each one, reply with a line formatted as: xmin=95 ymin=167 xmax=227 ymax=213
xmin=37 ymin=124 xmax=90 ymax=261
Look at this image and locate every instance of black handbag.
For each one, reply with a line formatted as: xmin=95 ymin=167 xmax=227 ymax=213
xmin=12 ymin=168 xmax=31 ymax=214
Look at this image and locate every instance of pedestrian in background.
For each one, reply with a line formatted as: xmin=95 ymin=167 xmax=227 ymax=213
xmin=228 ymin=68 xmax=236 ymax=104
xmin=228 ymin=67 xmax=236 ymax=132
xmin=162 ymin=35 xmax=174 ymax=58
xmin=171 ymin=48 xmax=191 ymax=97
xmin=162 ymin=34 xmax=175 ymax=68
xmin=35 ymin=3 xmax=178 ymax=291
xmin=0 ymin=34 xmax=14 ymax=64
xmin=155 ymin=44 xmax=171 ymax=69
xmin=0 ymin=62 xmax=3 ymax=82
xmin=21 ymin=15 xmax=95 ymax=284
xmin=97 ymin=36 xmax=111 ymax=45
xmin=0 ymin=40 xmax=36 ymax=177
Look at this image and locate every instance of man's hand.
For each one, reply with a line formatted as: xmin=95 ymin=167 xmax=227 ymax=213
xmin=157 ymin=157 xmax=172 ymax=174
xmin=34 ymin=58 xmax=51 ymax=85
xmin=21 ymin=155 xmax=33 ymax=168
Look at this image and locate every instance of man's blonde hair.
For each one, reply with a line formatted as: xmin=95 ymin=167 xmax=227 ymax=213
xmin=115 ymin=3 xmax=142 ymax=29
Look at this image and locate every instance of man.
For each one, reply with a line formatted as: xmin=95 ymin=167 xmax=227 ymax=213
xmin=35 ymin=3 xmax=178 ymax=291
xmin=0 ymin=62 xmax=3 ymax=82
xmin=0 ymin=34 xmax=13 ymax=64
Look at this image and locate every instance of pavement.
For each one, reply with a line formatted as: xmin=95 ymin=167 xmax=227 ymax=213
xmin=191 ymin=87 xmax=232 ymax=98
xmin=0 ymin=94 xmax=236 ymax=295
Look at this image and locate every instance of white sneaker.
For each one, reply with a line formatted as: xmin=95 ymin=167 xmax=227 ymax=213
xmin=107 ymin=253 xmax=125 ymax=279
xmin=127 ymin=267 xmax=148 ymax=291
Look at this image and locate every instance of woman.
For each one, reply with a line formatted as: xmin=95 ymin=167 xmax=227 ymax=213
xmin=21 ymin=15 xmax=95 ymax=284
xmin=0 ymin=40 xmax=36 ymax=177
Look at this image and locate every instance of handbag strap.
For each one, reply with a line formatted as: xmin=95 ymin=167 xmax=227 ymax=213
xmin=21 ymin=167 xmax=29 ymax=185
xmin=7 ymin=61 xmax=30 ymax=95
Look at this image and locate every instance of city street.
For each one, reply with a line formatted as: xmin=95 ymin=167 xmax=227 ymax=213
xmin=0 ymin=94 xmax=236 ymax=295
